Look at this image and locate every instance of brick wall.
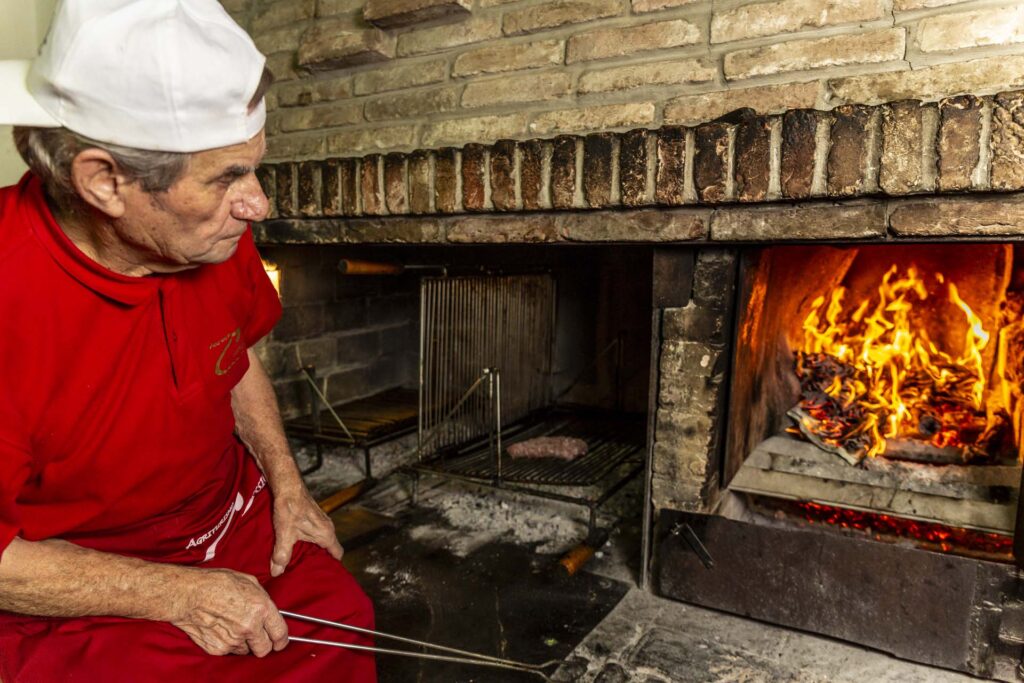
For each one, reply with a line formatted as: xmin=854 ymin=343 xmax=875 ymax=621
xmin=255 ymin=245 xmax=419 ymax=417
xmin=221 ymin=0 xmax=1024 ymax=163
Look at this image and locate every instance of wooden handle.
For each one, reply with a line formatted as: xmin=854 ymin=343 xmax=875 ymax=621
xmin=318 ymin=480 xmax=368 ymax=514
xmin=338 ymin=259 xmax=404 ymax=275
xmin=558 ymin=543 xmax=597 ymax=576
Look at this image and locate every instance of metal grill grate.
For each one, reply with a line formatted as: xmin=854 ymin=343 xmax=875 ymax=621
xmin=431 ymin=410 xmax=645 ymax=486
xmin=418 ymin=274 xmax=555 ymax=458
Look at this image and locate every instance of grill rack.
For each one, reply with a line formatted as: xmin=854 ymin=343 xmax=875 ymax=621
xmin=425 ymin=409 xmax=645 ymax=486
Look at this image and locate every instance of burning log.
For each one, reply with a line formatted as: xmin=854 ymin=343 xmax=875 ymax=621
xmin=791 ymin=262 xmax=1020 ymax=465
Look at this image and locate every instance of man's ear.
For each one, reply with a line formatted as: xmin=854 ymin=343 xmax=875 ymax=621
xmin=69 ymin=149 xmax=128 ymax=219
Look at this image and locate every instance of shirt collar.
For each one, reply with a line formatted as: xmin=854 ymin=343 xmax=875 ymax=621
xmin=21 ymin=173 xmax=163 ymax=306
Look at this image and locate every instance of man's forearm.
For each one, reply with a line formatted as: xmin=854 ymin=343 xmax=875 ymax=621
xmin=0 ymin=537 xmax=182 ymax=620
xmin=0 ymin=537 xmax=290 ymax=656
xmin=231 ymin=349 xmax=305 ymax=496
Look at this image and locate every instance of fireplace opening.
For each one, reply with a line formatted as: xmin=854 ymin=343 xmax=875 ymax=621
xmin=724 ymin=244 xmax=1024 ymax=557
xmin=269 ymin=244 xmax=655 ymax=541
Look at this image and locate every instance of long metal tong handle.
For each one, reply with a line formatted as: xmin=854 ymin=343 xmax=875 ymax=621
xmin=281 ymin=610 xmax=560 ymax=677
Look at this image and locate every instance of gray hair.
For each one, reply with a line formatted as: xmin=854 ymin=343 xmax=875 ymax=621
xmin=12 ymin=126 xmax=190 ymax=212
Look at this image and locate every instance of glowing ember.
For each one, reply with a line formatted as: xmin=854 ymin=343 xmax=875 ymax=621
xmin=791 ymin=501 xmax=1012 ymax=559
xmin=795 ymin=264 xmax=1019 ymax=461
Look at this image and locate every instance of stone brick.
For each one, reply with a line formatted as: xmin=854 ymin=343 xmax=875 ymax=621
xmin=489 ymin=140 xmax=517 ymax=211
xmin=422 ymin=113 xmax=530 ymax=147
xmin=880 ymin=100 xmax=931 ymax=195
xmin=918 ymin=6 xmax=1024 ymax=53
xmin=780 ymin=109 xmax=819 ymax=199
xmin=364 ymin=85 xmax=459 ymax=121
xmin=559 ymin=209 xmax=707 ymax=241
xmin=361 ymin=155 xmax=384 ymax=215
xmin=277 ymin=103 xmax=363 ymax=132
xmin=321 ymin=159 xmax=343 ymax=216
xmin=893 ymin=0 xmax=968 ymax=8
xmin=252 ymin=0 xmax=316 ymax=33
xmin=447 ymin=214 xmax=558 ymax=243
xmin=711 ymin=202 xmax=887 ymax=240
xmin=583 ymin=133 xmax=615 ymax=209
xmin=655 ymin=126 xmax=687 ymax=205
xmin=659 ymin=341 xmax=723 ymax=409
xmin=503 ymin=0 xmax=622 ymax=36
xmin=991 ymin=92 xmax=1024 ymax=191
xmin=384 ymin=153 xmax=408 ymax=215
xmin=620 ymin=129 xmax=650 ymax=207
xmin=567 ymin=18 xmax=701 ymax=63
xmin=317 ymin=0 xmax=363 ymax=17
xmin=529 ymin=102 xmax=656 ymax=136
xmin=397 ymin=15 xmax=502 ymax=56
xmin=551 ymin=135 xmax=578 ymax=210
xmin=408 ymin=151 xmax=432 ymax=214
xmin=353 ymin=57 xmax=447 ymax=95
xmin=632 ymin=0 xmax=700 ymax=11
xmin=297 ymin=21 xmax=396 ymax=71
xmin=266 ymin=134 xmax=325 ymax=161
xmin=828 ymin=55 xmax=1024 ymax=105
xmin=889 ymin=197 xmax=1024 ymax=237
xmin=339 ymin=216 xmax=445 ymax=243
xmin=712 ymin=0 xmax=885 ymax=44
xmin=453 ymin=39 xmax=564 ymax=77
xmin=734 ymin=116 xmax=771 ymax=203
xmin=309 ymin=77 xmax=355 ymax=103
xmin=937 ymin=95 xmax=983 ymax=192
xmin=256 ymin=165 xmax=277 ymax=219
xmin=275 ymin=163 xmax=298 ymax=217
xmin=827 ymin=104 xmax=875 ymax=196
xmin=461 ymin=143 xmax=487 ymax=211
xmin=664 ymin=304 xmax=728 ymax=344
xmin=364 ymin=0 xmax=470 ymax=29
xmin=578 ymin=58 xmax=715 ymax=95
xmin=342 ymin=159 xmax=360 ymax=215
xmin=274 ymin=304 xmax=326 ymax=342
xmin=254 ymin=24 xmax=305 ymax=55
xmin=265 ymin=52 xmax=300 ymax=83
xmin=434 ymin=148 xmax=459 ymax=213
xmin=693 ymin=122 xmax=730 ymax=204
xmin=666 ymin=83 xmax=820 ymax=127
xmin=694 ymin=248 xmax=738 ymax=312
xmin=724 ymin=28 xmax=905 ymax=81
xmin=520 ymin=140 xmax=547 ymax=210
xmin=327 ymin=126 xmax=417 ymax=155
xmin=275 ymin=81 xmax=316 ymax=108
xmin=297 ymin=161 xmax=322 ymax=217
xmin=462 ymin=72 xmax=572 ymax=108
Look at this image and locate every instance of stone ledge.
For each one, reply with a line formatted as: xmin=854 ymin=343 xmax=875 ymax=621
xmin=253 ymin=194 xmax=1024 ymax=245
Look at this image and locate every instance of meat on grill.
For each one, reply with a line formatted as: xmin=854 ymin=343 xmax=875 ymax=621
xmin=506 ymin=436 xmax=588 ymax=461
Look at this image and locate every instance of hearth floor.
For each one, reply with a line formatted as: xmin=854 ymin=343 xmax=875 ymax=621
xmin=297 ymin=443 xmax=976 ymax=682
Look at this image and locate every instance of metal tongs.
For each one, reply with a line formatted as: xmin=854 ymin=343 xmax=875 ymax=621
xmin=282 ymin=610 xmax=564 ymax=681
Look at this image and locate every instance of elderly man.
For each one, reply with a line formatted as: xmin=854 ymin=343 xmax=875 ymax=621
xmin=0 ymin=1 xmax=375 ymax=680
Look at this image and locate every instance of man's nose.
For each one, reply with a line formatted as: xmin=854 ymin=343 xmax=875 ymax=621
xmin=231 ymin=174 xmax=270 ymax=222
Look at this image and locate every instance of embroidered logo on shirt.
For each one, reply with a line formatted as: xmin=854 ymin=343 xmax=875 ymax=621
xmin=209 ymin=327 xmax=244 ymax=376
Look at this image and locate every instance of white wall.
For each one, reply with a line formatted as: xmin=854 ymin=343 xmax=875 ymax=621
xmin=0 ymin=0 xmax=57 ymax=186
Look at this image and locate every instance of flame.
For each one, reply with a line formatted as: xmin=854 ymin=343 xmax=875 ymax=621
xmin=797 ymin=265 xmax=1000 ymax=459
xmin=262 ymin=259 xmax=281 ymax=296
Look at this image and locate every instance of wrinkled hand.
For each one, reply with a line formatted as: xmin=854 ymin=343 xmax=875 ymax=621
xmin=170 ymin=567 xmax=288 ymax=657
xmin=270 ymin=487 xmax=344 ymax=577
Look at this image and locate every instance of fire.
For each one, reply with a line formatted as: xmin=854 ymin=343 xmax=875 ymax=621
xmin=789 ymin=501 xmax=1013 ymax=559
xmin=796 ymin=264 xmax=1014 ymax=460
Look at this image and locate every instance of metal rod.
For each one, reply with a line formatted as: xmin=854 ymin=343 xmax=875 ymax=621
xmin=300 ymin=370 xmax=355 ymax=442
xmin=287 ymin=637 xmax=554 ymax=681
xmin=282 ymin=610 xmax=556 ymax=670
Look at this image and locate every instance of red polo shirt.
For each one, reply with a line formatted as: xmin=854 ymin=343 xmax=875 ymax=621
xmin=0 ymin=173 xmax=282 ymax=562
